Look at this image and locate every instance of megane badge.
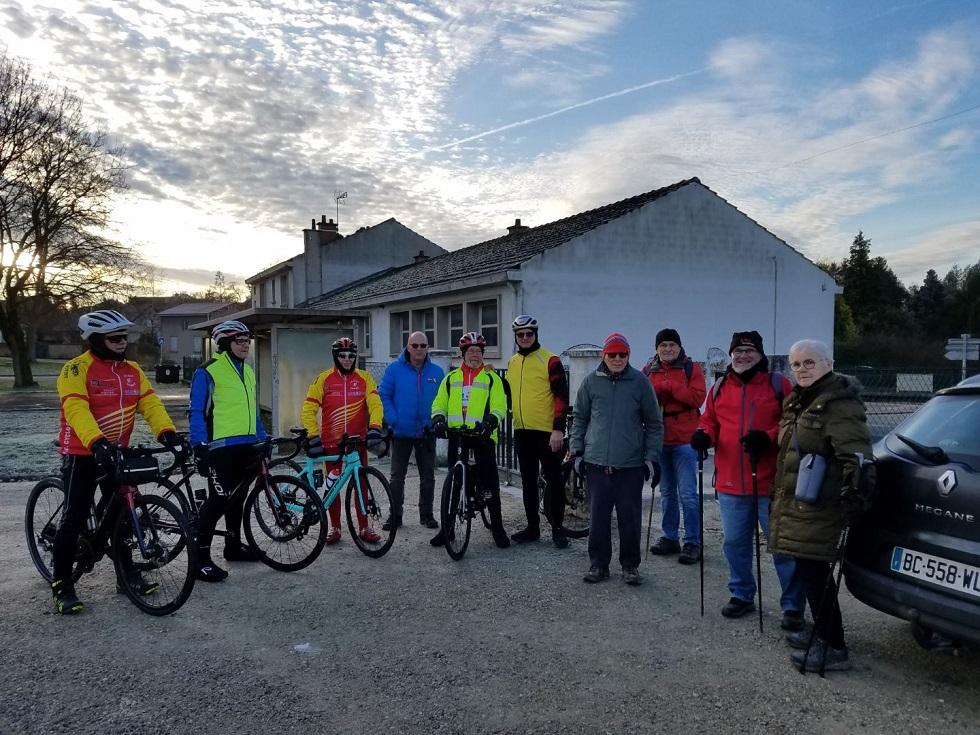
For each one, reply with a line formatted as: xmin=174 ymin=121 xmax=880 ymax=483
xmin=937 ymin=470 xmax=957 ymax=497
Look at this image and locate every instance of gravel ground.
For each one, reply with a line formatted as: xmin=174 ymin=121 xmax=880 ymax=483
xmin=2 ymin=451 xmax=980 ymax=735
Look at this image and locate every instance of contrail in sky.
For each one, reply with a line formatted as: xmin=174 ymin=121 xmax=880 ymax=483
xmin=427 ymin=69 xmax=705 ymax=152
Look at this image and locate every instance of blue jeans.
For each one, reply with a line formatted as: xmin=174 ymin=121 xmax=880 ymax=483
xmin=717 ymin=493 xmax=806 ymax=612
xmin=659 ymin=444 xmax=700 ymax=546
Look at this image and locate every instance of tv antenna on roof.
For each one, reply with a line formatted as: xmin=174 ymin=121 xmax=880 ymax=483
xmin=334 ymin=190 xmax=347 ymax=227
xmin=706 ymin=347 xmax=729 ymax=380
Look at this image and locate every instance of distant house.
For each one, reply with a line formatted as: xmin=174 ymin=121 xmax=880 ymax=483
xmin=158 ymin=302 xmax=238 ymax=372
xmin=303 ymin=178 xmax=839 ymax=369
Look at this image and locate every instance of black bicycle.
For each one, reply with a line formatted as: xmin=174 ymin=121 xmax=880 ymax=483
xmin=536 ymin=442 xmax=591 ymax=538
xmin=440 ymin=425 xmax=499 ymax=561
xmin=25 ymin=444 xmax=197 ymax=616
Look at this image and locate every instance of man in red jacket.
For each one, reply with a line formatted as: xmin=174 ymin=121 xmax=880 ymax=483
xmin=692 ymin=331 xmax=805 ymax=629
xmin=644 ymin=329 xmax=706 ymax=565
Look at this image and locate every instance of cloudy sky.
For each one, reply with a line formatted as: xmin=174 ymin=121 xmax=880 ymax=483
xmin=2 ymin=0 xmax=978 ymax=292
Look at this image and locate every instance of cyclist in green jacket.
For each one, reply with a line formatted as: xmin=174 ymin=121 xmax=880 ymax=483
xmin=430 ymin=332 xmax=511 ymax=549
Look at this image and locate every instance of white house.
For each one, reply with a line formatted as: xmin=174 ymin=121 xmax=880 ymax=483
xmin=303 ymin=178 xmax=838 ymax=370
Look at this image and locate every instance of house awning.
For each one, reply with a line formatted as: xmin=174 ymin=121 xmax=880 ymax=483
xmin=188 ymin=307 xmax=370 ymax=332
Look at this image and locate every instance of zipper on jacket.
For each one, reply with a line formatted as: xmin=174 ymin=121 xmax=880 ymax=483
xmin=605 ymin=375 xmax=617 ymax=466
xmin=226 ymin=352 xmax=251 ymax=435
xmin=112 ymin=361 xmax=124 ymax=442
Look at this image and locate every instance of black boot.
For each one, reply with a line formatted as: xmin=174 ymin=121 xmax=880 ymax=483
xmin=488 ymin=495 xmax=510 ymax=549
xmin=52 ymin=579 xmax=84 ymax=615
xmin=383 ymin=514 xmax=403 ymax=531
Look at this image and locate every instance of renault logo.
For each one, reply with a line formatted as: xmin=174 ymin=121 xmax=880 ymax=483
xmin=937 ymin=470 xmax=957 ymax=497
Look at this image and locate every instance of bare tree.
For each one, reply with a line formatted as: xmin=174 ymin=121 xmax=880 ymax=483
xmin=0 ymin=55 xmax=142 ymax=387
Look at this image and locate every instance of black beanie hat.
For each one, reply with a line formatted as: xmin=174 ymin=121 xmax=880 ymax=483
xmin=729 ymin=330 xmax=764 ymax=355
xmin=655 ymin=328 xmax=682 ymax=348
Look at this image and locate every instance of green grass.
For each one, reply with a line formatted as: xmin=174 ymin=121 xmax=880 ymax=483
xmin=0 ymin=356 xmax=64 ymax=377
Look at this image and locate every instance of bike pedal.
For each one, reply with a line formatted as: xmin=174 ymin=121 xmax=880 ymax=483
xmin=194 ymin=489 xmax=207 ymax=501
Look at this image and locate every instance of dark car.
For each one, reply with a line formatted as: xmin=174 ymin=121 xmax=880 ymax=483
xmin=844 ymin=377 xmax=980 ymax=649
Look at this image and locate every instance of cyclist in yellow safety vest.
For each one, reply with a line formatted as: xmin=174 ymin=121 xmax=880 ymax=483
xmin=430 ymin=332 xmax=511 ymax=549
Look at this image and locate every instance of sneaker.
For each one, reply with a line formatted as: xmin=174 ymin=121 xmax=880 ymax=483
xmin=677 ymin=544 xmax=700 ymax=565
xmin=510 ymin=527 xmax=540 ymax=544
xmin=649 ymin=537 xmax=681 ymax=555
xmin=223 ymin=542 xmax=262 ymax=562
xmin=622 ymin=567 xmax=643 ymax=586
xmin=196 ymin=563 xmax=229 ymax=583
xmin=116 ymin=573 xmax=159 ymax=596
xmin=552 ymin=529 xmax=569 ymax=549
xmin=420 ymin=515 xmax=439 ymax=529
xmin=492 ymin=527 xmax=512 ymax=549
xmin=382 ymin=515 xmax=402 ymax=531
xmin=51 ymin=580 xmax=84 ymax=615
xmin=326 ymin=529 xmax=342 ymax=545
xmin=781 ymin=610 xmax=806 ymax=632
xmin=791 ymin=640 xmax=851 ymax=672
xmin=429 ymin=530 xmax=445 ymax=547
xmin=721 ymin=597 xmax=756 ymax=618
xmin=583 ymin=566 xmax=610 ymax=583
xmin=786 ymin=629 xmax=815 ymax=650
xmin=359 ymin=527 xmax=382 ymax=543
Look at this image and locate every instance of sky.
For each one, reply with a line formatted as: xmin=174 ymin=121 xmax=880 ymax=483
xmin=1 ymin=0 xmax=978 ymax=293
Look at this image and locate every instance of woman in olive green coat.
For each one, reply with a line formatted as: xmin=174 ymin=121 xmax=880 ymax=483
xmin=769 ymin=339 xmax=873 ymax=672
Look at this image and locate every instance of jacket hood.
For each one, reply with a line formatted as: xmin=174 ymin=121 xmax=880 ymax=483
xmin=790 ymin=371 xmax=863 ymax=406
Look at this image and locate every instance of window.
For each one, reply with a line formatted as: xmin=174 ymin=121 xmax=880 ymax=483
xmin=192 ymin=336 xmax=203 ymax=354
xmin=468 ymin=299 xmax=498 ymax=347
xmin=411 ymin=308 xmax=435 ymax=347
xmin=437 ymin=304 xmax=464 ymax=349
xmin=362 ymin=317 xmax=372 ymax=352
xmin=169 ymin=336 xmax=178 ymax=353
xmin=181 ymin=319 xmax=191 ymax=330
xmin=390 ymin=311 xmax=409 ymax=355
xmin=279 ymin=274 xmax=290 ymax=308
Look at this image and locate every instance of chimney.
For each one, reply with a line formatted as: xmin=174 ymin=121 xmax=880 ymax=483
xmin=507 ymin=218 xmax=529 ymax=236
xmin=413 ymin=249 xmax=430 ymax=265
xmin=317 ymin=215 xmax=339 ymax=233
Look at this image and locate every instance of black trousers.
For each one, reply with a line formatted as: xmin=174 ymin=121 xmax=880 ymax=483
xmin=447 ymin=437 xmax=504 ymax=532
xmin=53 ymin=455 xmax=116 ymax=583
xmin=197 ymin=444 xmax=260 ymax=556
xmin=795 ymin=557 xmax=846 ymax=648
xmin=586 ymin=465 xmax=644 ymax=570
xmin=513 ymin=429 xmax=565 ymax=532
xmin=388 ymin=436 xmax=437 ymax=519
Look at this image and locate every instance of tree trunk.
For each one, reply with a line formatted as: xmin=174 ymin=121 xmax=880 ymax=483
xmin=0 ymin=305 xmax=38 ymax=388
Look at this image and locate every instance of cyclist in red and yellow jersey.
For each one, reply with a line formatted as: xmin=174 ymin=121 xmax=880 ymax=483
xmin=302 ymin=338 xmax=384 ymax=544
xmin=52 ymin=310 xmax=178 ymax=614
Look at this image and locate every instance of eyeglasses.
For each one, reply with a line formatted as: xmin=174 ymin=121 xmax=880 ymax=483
xmin=337 ymin=351 xmax=357 ymax=359
xmin=409 ymin=343 xmax=428 ymax=349
xmin=606 ymin=352 xmax=629 ymax=359
xmin=232 ymin=337 xmax=251 ymax=345
xmin=104 ymin=334 xmax=128 ymax=344
xmin=790 ymin=358 xmax=819 ymax=371
xmin=732 ymin=347 xmax=758 ymax=356
xmin=515 ymin=331 xmax=536 ymax=339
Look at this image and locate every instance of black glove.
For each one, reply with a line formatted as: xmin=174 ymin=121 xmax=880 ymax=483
xmin=484 ymin=414 xmax=499 ymax=433
xmin=690 ymin=429 xmax=711 ymax=454
xmin=193 ymin=444 xmax=210 ymax=475
xmin=431 ymin=416 xmax=447 ymax=439
xmin=740 ymin=430 xmax=771 ymax=458
xmin=645 ymin=460 xmax=662 ymax=488
xmin=306 ymin=435 xmax=325 ymax=458
xmin=158 ymin=430 xmax=180 ymax=448
xmin=366 ymin=427 xmax=384 ymax=446
xmin=91 ymin=438 xmax=115 ymax=472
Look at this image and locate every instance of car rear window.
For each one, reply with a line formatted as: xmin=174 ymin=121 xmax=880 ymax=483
xmin=893 ymin=394 xmax=980 ymax=465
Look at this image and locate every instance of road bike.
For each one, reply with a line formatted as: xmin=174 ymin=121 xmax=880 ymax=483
xmin=25 ymin=444 xmax=196 ymax=616
xmin=269 ymin=428 xmax=395 ymax=558
xmin=440 ymin=425 xmax=502 ymax=561
xmin=156 ymin=433 xmax=328 ymax=572
xmin=536 ymin=443 xmax=590 ymax=538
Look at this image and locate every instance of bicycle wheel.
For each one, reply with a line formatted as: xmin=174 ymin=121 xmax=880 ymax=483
xmin=441 ymin=464 xmax=470 ymax=561
xmin=562 ymin=468 xmax=590 ymax=538
xmin=267 ymin=457 xmax=304 ymax=475
xmin=25 ymin=477 xmax=85 ymax=583
xmin=150 ymin=478 xmax=195 ymax=558
xmin=344 ymin=466 xmax=395 ymax=558
xmin=112 ymin=494 xmax=196 ymax=616
xmin=243 ymin=475 xmax=327 ymax=572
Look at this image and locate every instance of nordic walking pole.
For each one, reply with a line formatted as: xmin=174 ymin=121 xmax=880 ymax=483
xmin=749 ymin=450 xmax=764 ymax=634
xmin=695 ymin=430 xmax=707 ymax=617
xmin=801 ymin=526 xmax=849 ymax=677
xmin=645 ymin=475 xmax=655 ymax=560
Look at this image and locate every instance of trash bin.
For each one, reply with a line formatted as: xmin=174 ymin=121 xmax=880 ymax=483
xmin=155 ymin=364 xmax=180 ymax=383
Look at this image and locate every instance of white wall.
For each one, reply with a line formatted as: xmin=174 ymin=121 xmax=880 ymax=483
xmin=518 ymin=183 xmax=836 ymax=365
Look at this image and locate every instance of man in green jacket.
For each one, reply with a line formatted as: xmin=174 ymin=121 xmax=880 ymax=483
xmin=570 ymin=333 xmax=663 ymax=585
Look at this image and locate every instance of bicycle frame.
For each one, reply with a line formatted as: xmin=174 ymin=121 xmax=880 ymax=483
xmin=297 ymin=441 xmax=371 ymax=515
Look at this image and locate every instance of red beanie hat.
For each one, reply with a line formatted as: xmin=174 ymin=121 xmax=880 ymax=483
xmin=603 ymin=332 xmax=630 ymax=355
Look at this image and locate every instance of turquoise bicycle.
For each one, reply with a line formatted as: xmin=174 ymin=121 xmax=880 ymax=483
xmin=271 ymin=428 xmax=396 ymax=558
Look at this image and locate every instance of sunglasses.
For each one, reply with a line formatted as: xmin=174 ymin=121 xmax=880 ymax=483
xmin=410 ymin=343 xmax=428 ymax=349
xmin=605 ymin=352 xmax=629 ymax=359
xmin=337 ymin=351 xmax=357 ymax=359
xmin=104 ymin=334 xmax=128 ymax=344
xmin=515 ymin=331 xmax=536 ymax=339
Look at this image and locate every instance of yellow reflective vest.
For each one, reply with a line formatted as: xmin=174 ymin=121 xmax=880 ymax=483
xmin=431 ymin=365 xmax=507 ymax=444
xmin=507 ymin=347 xmax=557 ymax=432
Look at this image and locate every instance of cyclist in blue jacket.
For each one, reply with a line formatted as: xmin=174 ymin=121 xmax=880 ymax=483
xmin=379 ymin=331 xmax=445 ymax=529
xmin=188 ymin=320 xmax=268 ymax=582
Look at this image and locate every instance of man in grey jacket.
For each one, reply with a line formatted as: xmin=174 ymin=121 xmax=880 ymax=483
xmin=570 ymin=332 xmax=664 ymax=585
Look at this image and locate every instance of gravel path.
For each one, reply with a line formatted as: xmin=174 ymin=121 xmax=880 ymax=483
xmin=2 ymin=462 xmax=979 ymax=734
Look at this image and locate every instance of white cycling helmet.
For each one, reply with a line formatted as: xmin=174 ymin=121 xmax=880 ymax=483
xmin=512 ymin=314 xmax=538 ymax=332
xmin=78 ymin=310 xmax=135 ymax=339
xmin=211 ymin=320 xmax=250 ymax=341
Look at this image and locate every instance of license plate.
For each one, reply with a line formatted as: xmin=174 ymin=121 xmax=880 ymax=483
xmin=891 ymin=547 xmax=980 ymax=599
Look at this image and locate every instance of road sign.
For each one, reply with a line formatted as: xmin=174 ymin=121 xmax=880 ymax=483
xmin=157 ymin=337 xmax=165 ymax=346
xmin=945 ymin=338 xmax=980 ymax=350
xmin=945 ymin=349 xmax=979 ymax=361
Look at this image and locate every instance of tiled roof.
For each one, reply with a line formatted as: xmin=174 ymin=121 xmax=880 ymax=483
xmin=305 ymin=178 xmax=700 ymax=310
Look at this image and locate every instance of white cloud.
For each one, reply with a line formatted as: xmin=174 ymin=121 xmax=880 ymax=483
xmin=884 ymin=220 xmax=980 ymax=282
